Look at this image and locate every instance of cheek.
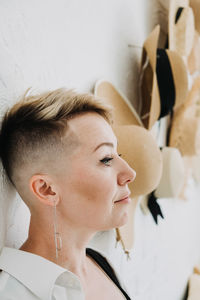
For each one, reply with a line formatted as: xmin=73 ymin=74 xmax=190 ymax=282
xmin=69 ymin=165 xmax=117 ymax=205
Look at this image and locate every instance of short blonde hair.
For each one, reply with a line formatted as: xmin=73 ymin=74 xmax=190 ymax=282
xmin=0 ymin=88 xmax=112 ymax=184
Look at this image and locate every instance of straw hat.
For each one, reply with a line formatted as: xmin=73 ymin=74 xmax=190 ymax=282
xmin=113 ymin=125 xmax=163 ymax=197
xmin=168 ymin=0 xmax=195 ymax=57
xmin=94 ymin=80 xmax=143 ymax=127
xmin=113 ymin=125 xmax=162 ymax=252
xmin=94 ymin=80 xmax=163 ymax=196
xmin=169 ymin=76 xmax=200 ymax=156
xmin=154 ymin=147 xmax=185 ymax=198
xmin=190 ymin=0 xmax=200 ymax=34
xmin=187 ymin=30 xmax=200 ymax=74
xmin=140 ymin=25 xmax=188 ymax=129
xmin=95 ymin=81 xmax=163 ymax=253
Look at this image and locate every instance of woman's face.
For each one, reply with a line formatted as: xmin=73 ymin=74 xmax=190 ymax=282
xmin=54 ymin=112 xmax=136 ymax=231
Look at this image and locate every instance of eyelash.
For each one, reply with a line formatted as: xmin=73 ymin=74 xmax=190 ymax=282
xmin=100 ymin=154 xmax=122 ymax=166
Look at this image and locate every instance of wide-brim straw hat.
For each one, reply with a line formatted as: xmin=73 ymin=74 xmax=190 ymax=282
xmin=113 ymin=125 xmax=162 ymax=197
xmin=140 ymin=25 xmax=188 ymax=129
xmin=114 ymin=125 xmax=162 ymax=252
xmin=187 ymin=30 xmax=200 ymax=74
xmin=94 ymin=80 xmax=143 ymax=127
xmin=169 ymin=76 xmax=200 ymax=156
xmin=169 ymin=0 xmax=195 ymax=57
xmin=94 ymin=80 xmax=163 ymax=196
xmin=154 ymin=147 xmax=185 ymax=198
xmin=94 ymin=81 xmax=163 ymax=252
xmin=190 ymin=0 xmax=200 ymax=35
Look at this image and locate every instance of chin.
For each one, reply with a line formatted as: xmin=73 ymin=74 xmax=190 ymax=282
xmin=111 ymin=212 xmax=129 ymax=229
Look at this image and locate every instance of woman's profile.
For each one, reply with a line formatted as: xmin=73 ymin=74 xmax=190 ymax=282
xmin=0 ymin=88 xmax=135 ymax=299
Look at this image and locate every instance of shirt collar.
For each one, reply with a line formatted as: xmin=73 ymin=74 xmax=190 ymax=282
xmin=0 ymin=247 xmax=80 ymax=300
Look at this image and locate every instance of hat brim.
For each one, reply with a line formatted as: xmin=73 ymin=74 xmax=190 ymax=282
xmin=94 ymin=80 xmax=143 ymax=127
xmin=188 ymin=31 xmax=200 ymax=74
xmin=169 ymin=0 xmax=195 ymax=56
xmin=154 ymin=147 xmax=185 ymax=198
xmin=190 ymin=0 xmax=200 ymax=34
xmin=140 ymin=25 xmax=161 ymax=129
xmin=113 ymin=125 xmax=163 ymax=197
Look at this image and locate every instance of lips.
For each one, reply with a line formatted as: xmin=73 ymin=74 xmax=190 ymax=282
xmin=114 ymin=194 xmax=131 ymax=203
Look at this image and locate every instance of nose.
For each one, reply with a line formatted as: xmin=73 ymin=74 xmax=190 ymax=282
xmin=118 ymin=158 xmax=136 ymax=186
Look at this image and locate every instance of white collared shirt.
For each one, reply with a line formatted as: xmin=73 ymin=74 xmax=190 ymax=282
xmin=0 ymin=247 xmax=128 ymax=300
xmin=0 ymin=247 xmax=85 ymax=300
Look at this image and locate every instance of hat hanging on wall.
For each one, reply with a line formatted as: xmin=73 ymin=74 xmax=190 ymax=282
xmin=187 ymin=30 xmax=200 ymax=75
xmin=95 ymin=80 xmax=163 ymax=253
xmin=190 ymin=0 xmax=200 ymax=34
xmin=154 ymin=147 xmax=185 ymax=198
xmin=95 ymin=79 xmax=143 ymax=127
xmin=113 ymin=125 xmax=162 ymax=251
xmin=113 ymin=125 xmax=162 ymax=198
xmin=95 ymin=80 xmax=163 ymax=197
xmin=141 ymin=146 xmax=185 ymax=224
xmin=169 ymin=76 xmax=200 ymax=156
xmin=168 ymin=0 xmax=195 ymax=57
xmin=140 ymin=25 xmax=188 ymax=129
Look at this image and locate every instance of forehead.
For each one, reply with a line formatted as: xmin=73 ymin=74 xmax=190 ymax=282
xmin=66 ymin=112 xmax=117 ymax=150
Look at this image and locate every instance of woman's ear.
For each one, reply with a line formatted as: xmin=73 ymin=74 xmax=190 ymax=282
xmin=29 ymin=174 xmax=59 ymax=206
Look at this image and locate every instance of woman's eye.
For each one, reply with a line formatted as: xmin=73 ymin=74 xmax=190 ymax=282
xmin=100 ymin=157 xmax=113 ymax=166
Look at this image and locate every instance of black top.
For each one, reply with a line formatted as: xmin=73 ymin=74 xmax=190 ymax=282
xmin=86 ymin=248 xmax=131 ymax=300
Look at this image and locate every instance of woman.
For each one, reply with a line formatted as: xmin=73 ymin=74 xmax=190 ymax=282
xmin=0 ymin=88 xmax=135 ymax=299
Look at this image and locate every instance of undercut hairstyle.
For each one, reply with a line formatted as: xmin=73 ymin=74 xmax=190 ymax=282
xmin=0 ymin=88 xmax=113 ymax=185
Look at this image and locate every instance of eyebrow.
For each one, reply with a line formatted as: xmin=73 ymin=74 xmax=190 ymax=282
xmin=93 ymin=142 xmax=114 ymax=152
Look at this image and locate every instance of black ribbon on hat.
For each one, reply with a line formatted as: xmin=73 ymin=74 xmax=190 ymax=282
xmin=156 ymin=48 xmax=176 ymax=119
xmin=164 ymin=7 xmax=184 ymax=56
xmin=175 ymin=7 xmax=184 ymax=24
xmin=147 ymin=191 xmax=164 ymax=224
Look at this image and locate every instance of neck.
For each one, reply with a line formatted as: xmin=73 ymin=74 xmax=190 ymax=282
xmin=20 ymin=212 xmax=96 ymax=278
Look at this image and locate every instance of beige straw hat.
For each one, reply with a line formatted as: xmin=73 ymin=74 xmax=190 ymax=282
xmin=94 ymin=80 xmax=143 ymax=127
xmin=140 ymin=25 xmax=188 ymax=129
xmin=190 ymin=0 xmax=200 ymax=34
xmin=187 ymin=30 xmax=200 ymax=74
xmin=113 ymin=125 xmax=163 ymax=197
xmin=94 ymin=80 xmax=163 ymax=196
xmin=154 ymin=147 xmax=185 ymax=198
xmin=95 ymin=81 xmax=163 ymax=253
xmin=168 ymin=0 xmax=195 ymax=57
xmin=169 ymin=76 xmax=200 ymax=156
xmin=113 ymin=125 xmax=162 ymax=253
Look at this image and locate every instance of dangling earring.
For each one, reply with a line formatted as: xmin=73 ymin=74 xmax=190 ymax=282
xmin=53 ymin=201 xmax=62 ymax=260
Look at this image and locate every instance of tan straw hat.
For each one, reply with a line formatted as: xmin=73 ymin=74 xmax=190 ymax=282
xmin=94 ymin=80 xmax=143 ymax=127
xmin=168 ymin=0 xmax=195 ymax=57
xmin=114 ymin=125 xmax=162 ymax=253
xmin=154 ymin=147 xmax=185 ymax=198
xmin=169 ymin=76 xmax=200 ymax=155
xmin=94 ymin=80 xmax=163 ymax=196
xmin=113 ymin=125 xmax=162 ymax=197
xmin=140 ymin=25 xmax=188 ymax=129
xmin=94 ymin=81 xmax=163 ymax=253
xmin=190 ymin=0 xmax=200 ymax=34
xmin=187 ymin=30 xmax=200 ymax=74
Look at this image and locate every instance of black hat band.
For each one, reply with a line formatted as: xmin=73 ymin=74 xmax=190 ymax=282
xmin=156 ymin=48 xmax=176 ymax=118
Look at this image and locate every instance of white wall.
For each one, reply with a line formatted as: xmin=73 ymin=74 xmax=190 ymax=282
xmin=0 ymin=1 xmax=200 ymax=299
